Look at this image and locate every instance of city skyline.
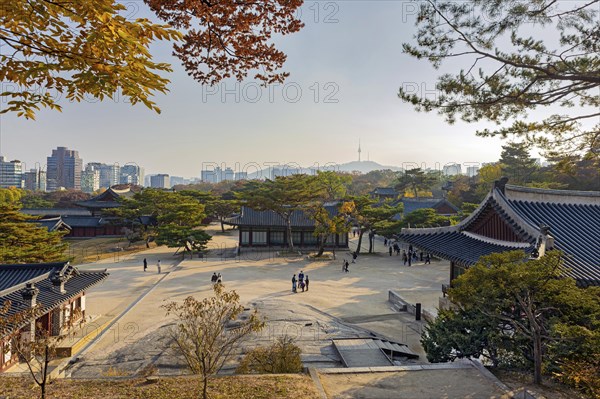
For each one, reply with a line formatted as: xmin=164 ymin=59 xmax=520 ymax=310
xmin=0 ymin=1 xmax=525 ymax=177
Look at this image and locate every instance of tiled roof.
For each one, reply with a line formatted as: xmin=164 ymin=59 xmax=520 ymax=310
xmin=34 ymin=216 xmax=71 ymax=232
xmin=397 ymin=231 xmax=533 ymax=266
xmin=371 ymin=187 xmax=398 ymax=196
xmin=0 ymin=263 xmax=68 ymax=292
xmin=402 ymin=198 xmax=459 ymax=215
xmin=61 ymin=216 xmax=104 ymax=228
xmin=400 ymin=181 xmax=600 ymax=286
xmin=506 ymin=197 xmax=600 ymax=286
xmin=21 ymin=208 xmax=92 ymax=217
xmin=0 ymin=265 xmax=108 ymax=333
xmin=76 ymin=187 xmax=133 ymax=209
xmin=225 ymin=204 xmax=340 ymax=228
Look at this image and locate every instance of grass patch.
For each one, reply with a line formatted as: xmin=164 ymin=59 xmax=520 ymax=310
xmin=0 ymin=374 xmax=321 ymax=399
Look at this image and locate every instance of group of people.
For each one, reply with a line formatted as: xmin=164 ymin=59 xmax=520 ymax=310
xmin=143 ymin=258 xmax=162 ymax=273
xmin=291 ymin=270 xmax=309 ymax=293
xmin=211 ymin=272 xmax=223 ymax=284
xmin=401 ymin=245 xmax=431 ymax=266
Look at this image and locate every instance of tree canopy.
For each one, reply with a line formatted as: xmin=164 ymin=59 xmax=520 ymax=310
xmin=0 ymin=189 xmax=67 ymax=263
xmin=2 ymin=0 xmax=303 ymax=118
xmin=422 ymin=250 xmax=600 ymax=394
xmin=400 ymin=0 xmax=600 ymax=162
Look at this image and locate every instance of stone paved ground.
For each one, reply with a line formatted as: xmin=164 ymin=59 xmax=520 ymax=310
xmin=67 ymin=226 xmax=449 ymax=378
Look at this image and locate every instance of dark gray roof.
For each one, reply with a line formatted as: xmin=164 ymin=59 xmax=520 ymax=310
xmin=0 ymin=263 xmax=68 ymax=292
xmin=399 ymin=183 xmax=600 ymax=286
xmin=0 ymin=263 xmax=109 ymax=336
xmin=21 ymin=208 xmax=92 ymax=217
xmin=371 ymin=187 xmax=398 ymax=196
xmin=34 ymin=216 xmax=71 ymax=232
xmin=225 ymin=204 xmax=340 ymax=228
xmin=402 ymin=198 xmax=459 ymax=215
xmin=398 ymin=231 xmax=533 ymax=266
xmin=75 ymin=187 xmax=133 ymax=209
xmin=61 ymin=216 xmax=105 ymax=228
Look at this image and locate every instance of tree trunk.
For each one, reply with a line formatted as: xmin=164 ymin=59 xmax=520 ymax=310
xmin=202 ymin=376 xmax=208 ymax=399
xmin=316 ymin=236 xmax=326 ymax=257
xmin=356 ymin=229 xmax=365 ymax=254
xmin=368 ymin=231 xmax=374 ymax=253
xmin=533 ymin=331 xmax=543 ymax=385
xmin=41 ymin=345 xmax=49 ymax=399
xmin=220 ymin=218 xmax=225 ymax=233
xmin=286 ymin=216 xmax=294 ymax=251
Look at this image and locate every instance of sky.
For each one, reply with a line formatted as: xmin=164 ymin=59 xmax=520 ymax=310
xmin=0 ymin=1 xmax=523 ymax=177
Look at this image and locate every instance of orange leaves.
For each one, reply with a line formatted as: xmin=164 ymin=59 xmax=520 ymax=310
xmin=145 ymin=0 xmax=304 ymax=85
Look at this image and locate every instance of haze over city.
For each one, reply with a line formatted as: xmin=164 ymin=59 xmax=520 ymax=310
xmin=0 ymin=1 xmax=516 ymax=177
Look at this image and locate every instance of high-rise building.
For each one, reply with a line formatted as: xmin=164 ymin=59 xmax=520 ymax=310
xmin=442 ymin=163 xmax=462 ymax=176
xmin=86 ymin=162 xmax=120 ymax=188
xmin=0 ymin=156 xmax=24 ymax=188
xmin=23 ymin=168 xmax=47 ymax=191
xmin=150 ymin=174 xmax=170 ymax=189
xmin=81 ymin=165 xmax=100 ymax=193
xmin=47 ymin=147 xmax=83 ymax=191
xmin=120 ymin=164 xmax=144 ymax=186
xmin=466 ymin=165 xmax=480 ymax=178
xmin=234 ymin=171 xmax=248 ymax=181
xmin=201 ymin=168 xmax=219 ymax=183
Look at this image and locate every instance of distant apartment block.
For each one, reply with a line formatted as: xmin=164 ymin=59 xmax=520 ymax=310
xmin=466 ymin=165 xmax=480 ymax=178
xmin=0 ymin=156 xmax=24 ymax=188
xmin=150 ymin=174 xmax=170 ymax=189
xmin=81 ymin=165 xmax=101 ymax=193
xmin=86 ymin=162 xmax=120 ymax=188
xmin=442 ymin=163 xmax=462 ymax=176
xmin=47 ymin=147 xmax=83 ymax=191
xmin=200 ymin=167 xmax=238 ymax=183
xmin=270 ymin=166 xmax=301 ymax=179
xmin=234 ymin=171 xmax=248 ymax=181
xmin=119 ymin=164 xmax=144 ymax=186
xmin=23 ymin=168 xmax=47 ymax=191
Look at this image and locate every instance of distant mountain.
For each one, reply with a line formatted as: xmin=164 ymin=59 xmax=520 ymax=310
xmin=246 ymin=161 xmax=402 ymax=179
xmin=335 ymin=161 xmax=402 ymax=174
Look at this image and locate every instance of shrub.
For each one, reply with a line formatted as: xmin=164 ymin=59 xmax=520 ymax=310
xmin=237 ymin=336 xmax=303 ymax=374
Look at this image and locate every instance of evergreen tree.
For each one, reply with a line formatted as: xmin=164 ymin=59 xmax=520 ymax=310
xmin=499 ymin=142 xmax=539 ymax=185
xmin=0 ymin=193 xmax=67 ymax=263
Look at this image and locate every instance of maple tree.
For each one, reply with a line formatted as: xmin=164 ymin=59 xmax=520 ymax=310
xmin=1 ymin=0 xmax=303 ymax=118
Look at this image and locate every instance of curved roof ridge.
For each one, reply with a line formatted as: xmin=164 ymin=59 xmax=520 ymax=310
xmin=462 ymin=231 xmax=532 ymax=248
xmin=505 ymin=184 xmax=600 ymax=205
xmin=491 ymin=188 xmax=540 ymax=238
xmin=400 ymin=224 xmax=459 ymax=235
xmin=454 ymin=192 xmax=493 ymax=231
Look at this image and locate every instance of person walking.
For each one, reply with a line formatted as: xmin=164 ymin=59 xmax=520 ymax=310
xmin=384 ymin=238 xmax=388 ymax=246
xmin=344 ymin=260 xmax=350 ymax=273
xmin=157 ymin=260 xmax=161 ymax=274
xmin=217 ymin=273 xmax=223 ymax=284
xmin=211 ymin=272 xmax=218 ymax=283
xmin=342 ymin=259 xmax=346 ymax=272
xmin=352 ymin=251 xmax=358 ymax=264
xmin=305 ymin=275 xmax=309 ymax=291
xmin=425 ymin=253 xmax=431 ymax=264
xmin=389 ymin=246 xmax=393 ymax=256
xmin=292 ymin=274 xmax=297 ymax=293
xmin=143 ymin=258 xmax=147 ymax=272
xmin=402 ymin=251 xmax=408 ymax=265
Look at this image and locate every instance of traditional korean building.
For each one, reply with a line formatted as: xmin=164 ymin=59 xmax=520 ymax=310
xmin=370 ymin=187 xmax=400 ymax=201
xmin=399 ymin=178 xmax=600 ymax=287
xmin=0 ymin=262 xmax=108 ymax=372
xmin=75 ymin=187 xmax=135 ymax=216
xmin=225 ymin=204 xmax=349 ymax=248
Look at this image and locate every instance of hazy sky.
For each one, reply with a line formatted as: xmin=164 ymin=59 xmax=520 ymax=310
xmin=0 ymin=1 xmax=519 ymax=177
